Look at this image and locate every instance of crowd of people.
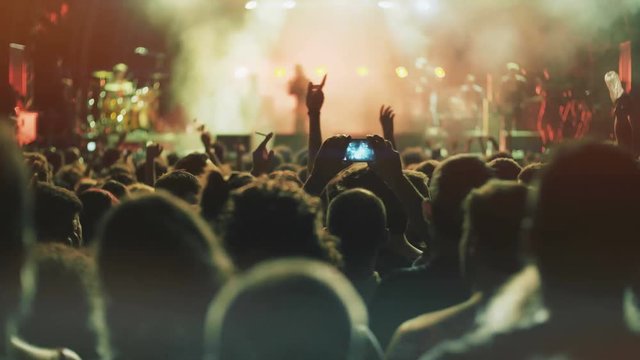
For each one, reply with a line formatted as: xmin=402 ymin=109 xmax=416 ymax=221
xmin=1 ymin=77 xmax=640 ymax=360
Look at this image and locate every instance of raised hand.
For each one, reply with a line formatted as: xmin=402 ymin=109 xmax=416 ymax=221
xmin=201 ymin=130 xmax=213 ymax=151
xmin=367 ymin=134 xmax=403 ymax=186
xmin=306 ymin=74 xmax=327 ymax=114
xmin=379 ymin=105 xmax=397 ymax=149
xmin=146 ymin=142 xmax=163 ymax=159
xmin=304 ymin=134 xmax=351 ymax=196
xmin=251 ymin=132 xmax=275 ymax=176
xmin=312 ymin=135 xmax=351 ymax=180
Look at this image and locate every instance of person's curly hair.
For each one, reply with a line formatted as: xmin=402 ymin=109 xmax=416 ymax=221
xmin=221 ymin=178 xmax=342 ymax=271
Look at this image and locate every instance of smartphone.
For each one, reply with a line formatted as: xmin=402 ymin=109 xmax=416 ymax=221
xmin=344 ymin=139 xmax=375 ymax=162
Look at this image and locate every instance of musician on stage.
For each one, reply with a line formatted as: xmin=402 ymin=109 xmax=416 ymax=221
xmin=497 ymin=62 xmax=527 ymax=149
xmin=605 ymin=71 xmax=638 ymax=155
xmin=105 ymin=63 xmax=134 ymax=96
xmin=288 ymin=64 xmax=309 ymax=134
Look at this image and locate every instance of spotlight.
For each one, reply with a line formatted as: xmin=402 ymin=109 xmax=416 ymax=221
xmin=274 ymin=67 xmax=287 ymax=78
xmin=395 ymin=66 xmax=409 ymax=79
xmin=356 ymin=66 xmax=369 ymax=77
xmin=234 ymin=67 xmax=249 ymax=79
xmin=282 ymin=0 xmax=296 ymax=9
xmin=434 ymin=66 xmax=446 ymax=79
xmin=378 ymin=1 xmax=395 ymax=9
xmin=134 ymin=47 xmax=149 ymax=56
xmin=245 ymin=1 xmax=258 ymax=10
xmin=315 ymin=66 xmax=327 ymax=76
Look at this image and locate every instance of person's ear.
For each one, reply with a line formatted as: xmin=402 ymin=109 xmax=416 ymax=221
xmin=422 ymin=199 xmax=433 ymax=223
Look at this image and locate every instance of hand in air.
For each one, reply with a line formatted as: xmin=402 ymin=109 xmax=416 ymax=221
xmin=310 ymin=134 xmax=351 ymax=181
xmin=146 ymin=142 xmax=163 ymax=159
xmin=306 ymin=74 xmax=327 ymax=114
xmin=251 ymin=132 xmax=275 ymax=176
xmin=379 ymin=105 xmax=396 ymax=140
xmin=367 ymin=134 xmax=403 ymax=185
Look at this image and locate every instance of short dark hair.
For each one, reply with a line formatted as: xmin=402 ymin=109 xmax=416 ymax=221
xmin=79 ymin=188 xmax=119 ymax=246
xmin=96 ymin=193 xmax=233 ymax=359
xmin=530 ymin=142 xmax=640 ymax=292
xmin=200 ymin=170 xmax=230 ymax=222
xmin=174 ymin=152 xmax=210 ymax=177
xmin=204 ymin=259 xmax=367 ymax=360
xmin=327 ymin=189 xmax=387 ymax=273
xmin=327 ymin=164 xmax=407 ymax=235
xmin=429 ymin=155 xmax=493 ymax=254
xmin=19 ymin=243 xmax=102 ymax=359
xmin=55 ymin=164 xmax=84 ymax=191
xmin=461 ymin=180 xmax=528 ymax=286
xmin=268 ymin=170 xmax=302 ymax=187
xmin=401 ymin=147 xmax=428 ymax=168
xmin=518 ymin=162 xmax=544 ymax=185
xmin=487 ymin=158 xmax=522 ymax=181
xmin=102 ymin=179 xmax=129 ymax=200
xmin=154 ymin=170 xmax=201 ymax=205
xmin=222 ymin=179 xmax=340 ymax=270
xmin=34 ymin=182 xmax=83 ymax=246
xmin=24 ymin=152 xmax=52 ymax=183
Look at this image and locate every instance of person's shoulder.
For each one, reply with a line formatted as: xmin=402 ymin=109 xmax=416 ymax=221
xmin=398 ymin=293 xmax=481 ymax=337
xmin=11 ymin=337 xmax=82 ymax=360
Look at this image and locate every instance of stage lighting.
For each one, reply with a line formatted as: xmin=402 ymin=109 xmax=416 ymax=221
xmin=245 ymin=1 xmax=258 ymax=10
xmin=356 ymin=66 xmax=369 ymax=77
xmin=282 ymin=0 xmax=296 ymax=9
xmin=134 ymin=47 xmax=149 ymax=55
xmin=315 ymin=66 xmax=327 ymax=76
xmin=234 ymin=67 xmax=249 ymax=79
xmin=378 ymin=1 xmax=395 ymax=9
xmin=415 ymin=0 xmax=431 ymax=13
xmin=395 ymin=66 xmax=409 ymax=78
xmin=274 ymin=67 xmax=287 ymax=78
xmin=434 ymin=66 xmax=446 ymax=79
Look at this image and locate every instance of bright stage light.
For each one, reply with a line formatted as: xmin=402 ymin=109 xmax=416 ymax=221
xmin=356 ymin=66 xmax=369 ymax=77
xmin=245 ymin=1 xmax=258 ymax=10
xmin=282 ymin=0 xmax=296 ymax=9
xmin=134 ymin=47 xmax=149 ymax=55
xmin=378 ymin=1 xmax=395 ymax=9
xmin=434 ymin=66 xmax=446 ymax=78
xmin=274 ymin=67 xmax=287 ymax=78
xmin=415 ymin=0 xmax=432 ymax=13
xmin=234 ymin=67 xmax=249 ymax=79
xmin=315 ymin=66 xmax=327 ymax=76
xmin=395 ymin=66 xmax=409 ymax=78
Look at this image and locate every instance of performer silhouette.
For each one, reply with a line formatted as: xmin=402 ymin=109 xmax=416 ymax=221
xmin=288 ymin=64 xmax=309 ymax=134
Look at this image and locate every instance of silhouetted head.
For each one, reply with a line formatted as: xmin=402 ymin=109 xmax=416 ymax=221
xmin=135 ymin=159 xmax=167 ymax=184
xmin=328 ymin=164 xmax=407 ymax=235
xmin=54 ymin=164 xmax=84 ymax=191
xmin=96 ymin=193 xmax=233 ymax=359
xmin=460 ymin=180 xmax=528 ymax=292
xmin=24 ymin=152 xmax=52 ymax=183
xmin=528 ymin=142 xmax=640 ymax=296
xmin=18 ymin=243 xmax=102 ymax=359
xmin=327 ymin=189 xmax=388 ymax=277
xmin=175 ymin=152 xmax=214 ymax=178
xmin=154 ymin=170 xmax=201 ymax=205
xmin=33 ymin=182 xmax=83 ymax=247
xmin=401 ymin=147 xmax=428 ymax=168
xmin=222 ymin=179 xmax=340 ymax=271
xmin=426 ymin=155 xmax=493 ymax=257
xmin=518 ymin=162 xmax=544 ymax=185
xmin=414 ymin=159 xmax=440 ymax=185
xmin=201 ymin=170 xmax=230 ymax=222
xmin=488 ymin=158 xmax=522 ymax=181
xmin=79 ymin=188 xmax=118 ymax=246
xmin=204 ymin=259 xmax=372 ymax=360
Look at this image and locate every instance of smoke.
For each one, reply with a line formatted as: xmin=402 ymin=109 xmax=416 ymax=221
xmin=139 ymin=0 xmax=640 ymax=140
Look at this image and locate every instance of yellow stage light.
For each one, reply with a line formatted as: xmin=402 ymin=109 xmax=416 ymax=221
xmin=245 ymin=1 xmax=258 ymax=10
xmin=274 ymin=67 xmax=287 ymax=78
xmin=356 ymin=66 xmax=369 ymax=77
xmin=434 ymin=66 xmax=446 ymax=79
xmin=395 ymin=66 xmax=409 ymax=78
xmin=315 ymin=66 xmax=327 ymax=76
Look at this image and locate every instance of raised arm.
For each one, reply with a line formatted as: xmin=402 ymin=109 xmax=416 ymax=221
xmin=145 ymin=142 xmax=163 ymax=186
xmin=303 ymin=135 xmax=351 ymax=197
xmin=379 ymin=105 xmax=397 ymax=149
xmin=201 ymin=130 xmax=223 ymax=167
xmin=251 ymin=132 xmax=274 ymax=177
xmin=307 ymin=74 xmax=327 ymax=174
xmin=368 ymin=135 xmax=429 ymax=237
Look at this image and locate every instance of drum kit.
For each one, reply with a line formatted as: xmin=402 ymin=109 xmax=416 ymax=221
xmin=87 ymin=68 xmax=166 ymax=134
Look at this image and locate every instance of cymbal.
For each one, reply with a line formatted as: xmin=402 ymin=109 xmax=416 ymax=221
xmin=92 ymin=70 xmax=113 ymax=79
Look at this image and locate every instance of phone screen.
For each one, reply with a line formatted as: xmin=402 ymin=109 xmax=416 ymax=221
xmin=344 ymin=139 xmax=375 ymax=162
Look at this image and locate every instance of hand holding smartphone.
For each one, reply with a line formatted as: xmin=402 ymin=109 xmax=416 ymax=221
xmin=344 ymin=139 xmax=376 ymax=162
